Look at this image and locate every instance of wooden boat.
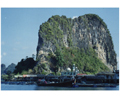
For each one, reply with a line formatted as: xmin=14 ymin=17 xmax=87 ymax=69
xmin=36 ymin=79 xmax=74 ymax=87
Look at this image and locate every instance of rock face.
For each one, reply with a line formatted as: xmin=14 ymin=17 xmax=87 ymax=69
xmin=36 ymin=14 xmax=117 ymax=73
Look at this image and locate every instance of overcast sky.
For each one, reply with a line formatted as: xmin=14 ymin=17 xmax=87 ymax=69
xmin=1 ymin=8 xmax=119 ymax=69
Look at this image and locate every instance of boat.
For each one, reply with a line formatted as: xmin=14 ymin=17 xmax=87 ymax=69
xmin=36 ymin=79 xmax=74 ymax=87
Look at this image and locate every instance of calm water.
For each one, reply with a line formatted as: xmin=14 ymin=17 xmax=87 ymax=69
xmin=1 ymin=84 xmax=119 ymax=90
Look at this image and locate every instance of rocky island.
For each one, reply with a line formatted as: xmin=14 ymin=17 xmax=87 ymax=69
xmin=35 ymin=14 xmax=117 ymax=75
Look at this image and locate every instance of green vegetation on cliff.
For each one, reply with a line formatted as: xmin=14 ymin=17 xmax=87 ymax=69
xmin=49 ymin=46 xmax=109 ymax=74
xmin=85 ymin=14 xmax=107 ymax=29
xmin=39 ymin=15 xmax=72 ymax=48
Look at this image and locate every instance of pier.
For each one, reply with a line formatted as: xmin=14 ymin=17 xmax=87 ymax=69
xmin=1 ymin=70 xmax=119 ymax=86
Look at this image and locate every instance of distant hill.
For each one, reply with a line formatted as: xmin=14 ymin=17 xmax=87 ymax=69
xmin=1 ymin=63 xmax=16 ymax=75
xmin=1 ymin=64 xmax=6 ymax=74
xmin=4 ymin=63 xmax=16 ymax=73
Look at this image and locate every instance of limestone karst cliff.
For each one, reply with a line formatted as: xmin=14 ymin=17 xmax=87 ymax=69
xmin=36 ymin=14 xmax=117 ymax=74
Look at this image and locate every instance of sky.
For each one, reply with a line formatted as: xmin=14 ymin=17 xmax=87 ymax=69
xmin=1 ymin=8 xmax=119 ymax=69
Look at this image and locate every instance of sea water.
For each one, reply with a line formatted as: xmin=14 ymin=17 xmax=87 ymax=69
xmin=1 ymin=84 xmax=119 ymax=90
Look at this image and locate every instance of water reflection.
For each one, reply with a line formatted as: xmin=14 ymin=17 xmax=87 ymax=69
xmin=35 ymin=85 xmax=119 ymax=90
xmin=1 ymin=84 xmax=119 ymax=90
